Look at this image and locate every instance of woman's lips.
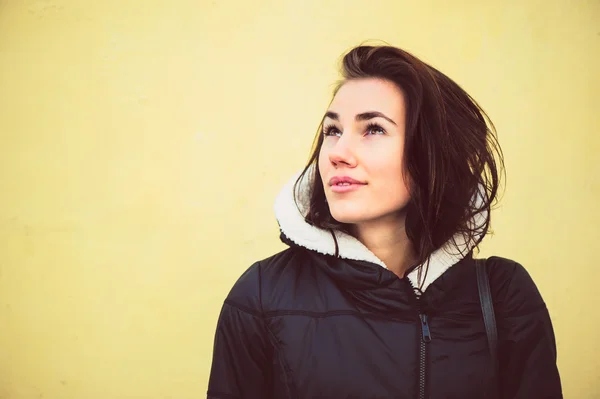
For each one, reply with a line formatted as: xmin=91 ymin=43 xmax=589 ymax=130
xmin=330 ymin=183 xmax=366 ymax=193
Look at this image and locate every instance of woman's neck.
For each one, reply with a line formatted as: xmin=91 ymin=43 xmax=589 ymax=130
xmin=351 ymin=215 xmax=417 ymax=278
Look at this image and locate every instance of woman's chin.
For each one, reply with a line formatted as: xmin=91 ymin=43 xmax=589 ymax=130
xmin=330 ymin=210 xmax=368 ymax=225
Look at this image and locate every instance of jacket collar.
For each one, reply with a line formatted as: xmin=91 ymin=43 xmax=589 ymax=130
xmin=274 ymin=165 xmax=486 ymax=292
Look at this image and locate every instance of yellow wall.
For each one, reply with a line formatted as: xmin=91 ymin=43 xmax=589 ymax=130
xmin=0 ymin=0 xmax=598 ymax=397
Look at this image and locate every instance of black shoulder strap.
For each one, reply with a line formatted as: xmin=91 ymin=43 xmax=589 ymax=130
xmin=476 ymin=258 xmax=499 ymax=395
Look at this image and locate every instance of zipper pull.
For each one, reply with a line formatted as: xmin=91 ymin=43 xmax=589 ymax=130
xmin=419 ymin=314 xmax=432 ymax=343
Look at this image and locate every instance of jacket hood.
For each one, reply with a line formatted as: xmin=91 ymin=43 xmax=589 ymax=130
xmin=274 ymin=164 xmax=487 ymax=292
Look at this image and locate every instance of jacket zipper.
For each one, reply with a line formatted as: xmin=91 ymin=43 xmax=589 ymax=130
xmin=406 ymin=279 xmax=431 ymax=399
xmin=419 ymin=313 xmax=432 ymax=399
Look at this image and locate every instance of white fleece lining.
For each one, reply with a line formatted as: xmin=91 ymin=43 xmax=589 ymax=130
xmin=273 ymin=165 xmax=487 ymax=292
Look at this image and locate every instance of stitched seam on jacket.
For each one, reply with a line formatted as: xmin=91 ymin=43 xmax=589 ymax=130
xmin=223 ymin=301 xmax=413 ymax=322
xmin=264 ymin=321 xmax=299 ymax=399
xmin=257 ymin=262 xmax=299 ymax=399
xmin=258 ymin=261 xmax=278 ymax=399
xmin=263 ymin=309 xmax=413 ymax=322
xmin=223 ymin=299 xmax=262 ymax=317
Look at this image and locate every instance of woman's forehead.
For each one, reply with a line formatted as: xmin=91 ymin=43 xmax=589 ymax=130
xmin=328 ymin=78 xmax=405 ymax=120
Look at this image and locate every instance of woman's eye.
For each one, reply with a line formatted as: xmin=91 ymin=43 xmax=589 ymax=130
xmin=322 ymin=125 xmax=341 ymax=137
xmin=366 ymin=124 xmax=386 ymax=136
xmin=322 ymin=124 xmax=385 ymax=137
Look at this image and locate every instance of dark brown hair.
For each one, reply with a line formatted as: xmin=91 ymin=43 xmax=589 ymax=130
xmin=294 ymin=44 xmax=504 ymax=281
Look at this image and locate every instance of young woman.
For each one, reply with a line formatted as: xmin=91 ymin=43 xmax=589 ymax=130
xmin=207 ymin=45 xmax=562 ymax=398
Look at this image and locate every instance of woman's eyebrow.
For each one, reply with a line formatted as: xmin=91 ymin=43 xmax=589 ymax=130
xmin=323 ymin=111 xmax=397 ymax=126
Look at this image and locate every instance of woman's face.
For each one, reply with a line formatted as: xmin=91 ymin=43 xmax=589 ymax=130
xmin=318 ymin=77 xmax=411 ymax=226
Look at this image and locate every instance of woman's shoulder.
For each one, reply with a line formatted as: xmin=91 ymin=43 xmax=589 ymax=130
xmin=484 ymin=256 xmax=548 ymax=317
xmin=223 ymin=247 xmax=314 ymax=313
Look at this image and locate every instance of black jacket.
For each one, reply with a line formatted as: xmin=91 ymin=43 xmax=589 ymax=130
xmin=207 ymin=170 xmax=562 ymax=398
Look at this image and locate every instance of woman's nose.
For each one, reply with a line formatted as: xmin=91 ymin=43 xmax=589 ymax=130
xmin=328 ymin=136 xmax=357 ymax=167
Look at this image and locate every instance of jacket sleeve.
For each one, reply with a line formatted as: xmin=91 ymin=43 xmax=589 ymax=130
xmin=491 ymin=259 xmax=563 ymax=398
xmin=207 ymin=262 xmax=273 ymax=399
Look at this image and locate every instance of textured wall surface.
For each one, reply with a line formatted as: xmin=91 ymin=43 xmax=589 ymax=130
xmin=0 ymin=0 xmax=598 ymax=397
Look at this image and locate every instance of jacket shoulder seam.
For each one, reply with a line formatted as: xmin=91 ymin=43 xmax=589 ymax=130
xmin=223 ymin=298 xmax=264 ymax=318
